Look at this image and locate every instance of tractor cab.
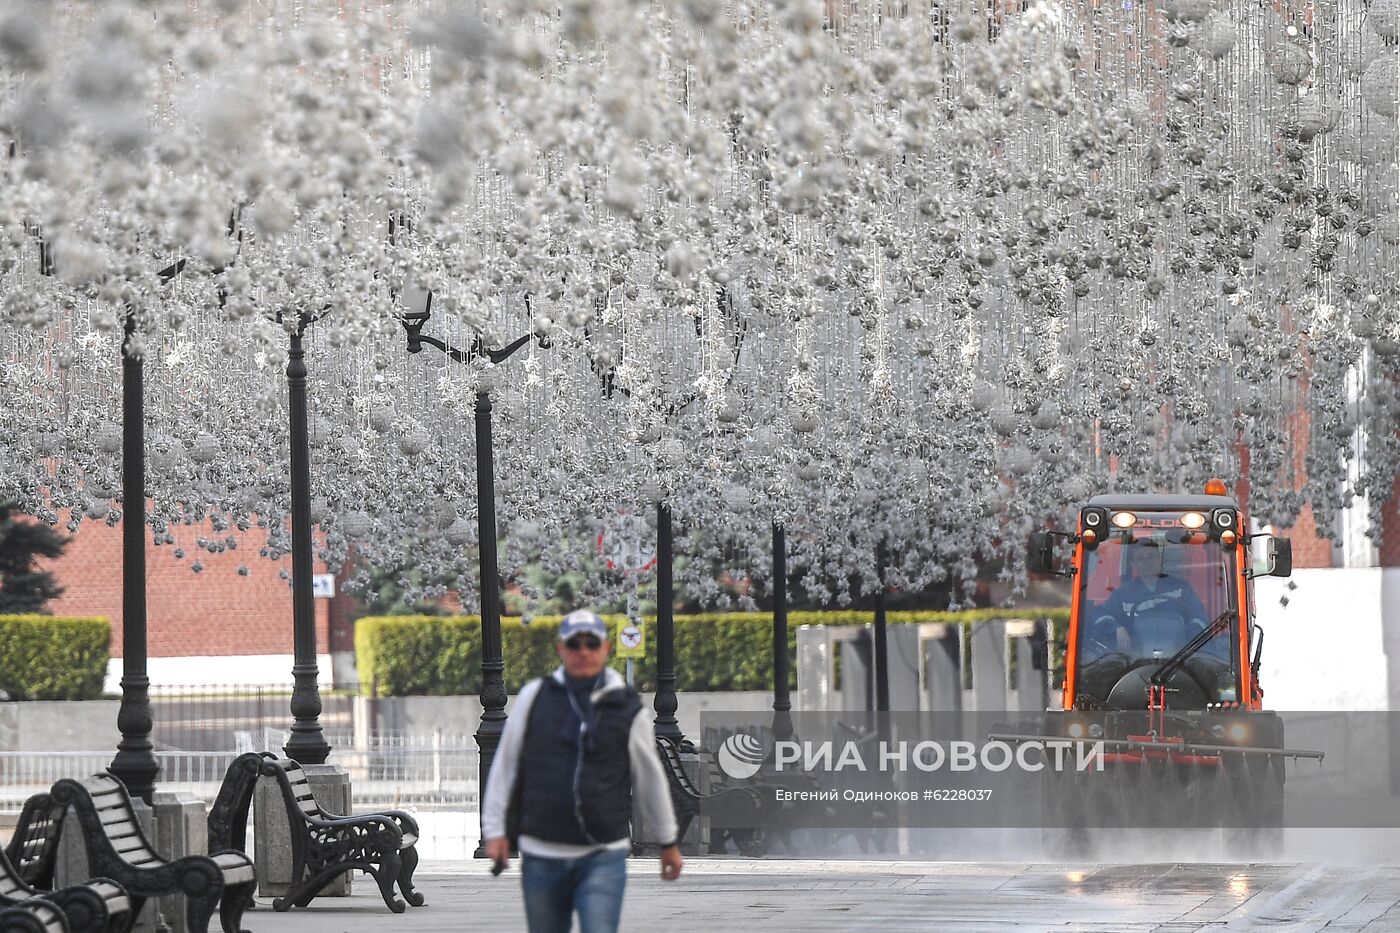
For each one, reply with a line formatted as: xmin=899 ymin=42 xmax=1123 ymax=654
xmin=1029 ymin=480 xmax=1294 ymax=716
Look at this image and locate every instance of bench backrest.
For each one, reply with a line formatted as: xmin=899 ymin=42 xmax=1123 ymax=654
xmin=0 ymin=850 xmax=31 ymax=903
xmin=79 ymin=775 xmax=162 ymax=867
xmin=265 ymin=758 xmax=325 ymax=820
xmin=207 ymin=752 xmax=267 ymax=854
xmin=655 ymin=738 xmax=702 ymax=797
xmin=2 ymin=794 xmax=62 ymax=887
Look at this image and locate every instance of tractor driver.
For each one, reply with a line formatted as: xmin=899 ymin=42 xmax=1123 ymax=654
xmin=1098 ymin=542 xmax=1210 ymax=656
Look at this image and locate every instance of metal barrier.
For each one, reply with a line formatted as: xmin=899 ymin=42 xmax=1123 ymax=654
xmin=0 ymin=735 xmax=480 ymax=813
xmin=149 ymin=685 xmax=356 ymax=752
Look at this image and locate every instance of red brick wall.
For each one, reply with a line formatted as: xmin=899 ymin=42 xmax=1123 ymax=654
xmin=1381 ymin=473 xmax=1400 ymax=568
xmin=1285 ymin=503 xmax=1336 ymax=569
xmin=1235 ymin=439 xmax=1335 ymax=569
xmin=41 ymin=516 xmax=329 ymax=659
xmin=326 ymin=562 xmax=359 ymax=656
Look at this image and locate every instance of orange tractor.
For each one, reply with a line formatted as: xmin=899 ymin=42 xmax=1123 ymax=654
xmin=1005 ymin=479 xmax=1322 ymax=830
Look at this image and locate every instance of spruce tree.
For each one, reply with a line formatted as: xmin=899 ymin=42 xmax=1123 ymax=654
xmin=0 ymin=501 xmax=67 ymax=614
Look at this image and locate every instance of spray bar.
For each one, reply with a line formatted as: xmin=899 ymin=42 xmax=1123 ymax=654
xmin=987 ymin=732 xmax=1325 ymax=761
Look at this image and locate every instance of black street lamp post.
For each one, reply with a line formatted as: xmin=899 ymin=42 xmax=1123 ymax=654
xmin=473 ymin=388 xmax=507 ymax=789
xmin=873 ymin=539 xmax=890 ymax=713
xmin=652 ymin=502 xmax=689 ymax=748
xmin=592 ymin=287 xmax=745 ymax=751
xmin=771 ymin=521 xmax=792 ymax=741
xmin=283 ymin=314 xmax=331 ymax=765
xmin=105 ymin=257 xmax=185 ymax=803
xmin=399 ymin=305 xmax=547 ymax=851
xmin=108 ymin=312 xmax=158 ymax=804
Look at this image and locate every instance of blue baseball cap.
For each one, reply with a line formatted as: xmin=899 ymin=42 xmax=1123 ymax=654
xmin=558 ymin=609 xmax=608 ymax=642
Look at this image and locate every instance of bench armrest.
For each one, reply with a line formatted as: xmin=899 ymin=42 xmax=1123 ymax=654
xmin=373 ymin=810 xmax=421 ymax=838
xmin=302 ymin=812 xmax=405 ymax=841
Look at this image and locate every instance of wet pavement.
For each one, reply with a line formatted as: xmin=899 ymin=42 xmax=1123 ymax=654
xmin=240 ymin=859 xmax=1400 ymax=932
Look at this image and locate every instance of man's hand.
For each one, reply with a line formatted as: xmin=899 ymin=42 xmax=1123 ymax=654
xmin=485 ymin=836 xmax=511 ymax=872
xmin=659 ymin=844 xmax=683 ymax=880
xmin=1115 ymin=626 xmax=1132 ymax=652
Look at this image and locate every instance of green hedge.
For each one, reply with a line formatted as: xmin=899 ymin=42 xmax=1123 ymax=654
xmin=355 ymin=609 xmax=1070 ymax=697
xmin=0 ymin=615 xmax=110 ymax=700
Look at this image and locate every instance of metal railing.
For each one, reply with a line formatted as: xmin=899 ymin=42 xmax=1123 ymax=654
xmin=148 ymin=684 xmax=356 ymax=752
xmin=0 ymin=733 xmax=479 ymax=814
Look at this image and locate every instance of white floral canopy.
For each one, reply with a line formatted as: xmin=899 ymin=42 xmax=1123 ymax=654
xmin=0 ymin=0 xmax=1396 ymax=612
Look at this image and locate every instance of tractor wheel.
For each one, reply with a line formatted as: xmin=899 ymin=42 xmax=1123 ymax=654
xmin=733 ymin=827 xmax=768 ymax=858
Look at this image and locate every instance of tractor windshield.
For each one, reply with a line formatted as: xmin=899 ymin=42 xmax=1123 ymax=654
xmin=1074 ymin=516 xmax=1240 ymax=709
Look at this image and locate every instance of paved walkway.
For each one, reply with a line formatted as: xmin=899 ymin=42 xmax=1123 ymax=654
xmin=241 ymin=859 xmax=1400 ymax=933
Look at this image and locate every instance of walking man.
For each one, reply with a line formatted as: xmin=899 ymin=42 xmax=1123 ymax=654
xmin=483 ymin=609 xmax=683 ymax=933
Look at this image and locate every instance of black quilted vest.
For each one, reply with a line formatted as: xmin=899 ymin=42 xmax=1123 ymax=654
xmin=518 ymin=676 xmax=642 ymax=845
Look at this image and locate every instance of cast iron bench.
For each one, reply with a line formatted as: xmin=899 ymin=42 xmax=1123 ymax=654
xmin=653 ymin=736 xmax=768 ymax=856
xmin=209 ymin=754 xmax=422 ymax=914
xmin=4 ymin=795 xmax=61 ymax=887
xmin=1 ymin=794 xmax=132 ymax=933
xmin=205 ymin=753 xmax=263 ymax=858
xmin=0 ymin=900 xmax=68 ymax=933
xmin=48 ymin=774 xmax=254 ymax=933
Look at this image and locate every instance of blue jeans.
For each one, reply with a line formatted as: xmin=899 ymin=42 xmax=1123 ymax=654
xmin=521 ymin=848 xmax=628 ymax=933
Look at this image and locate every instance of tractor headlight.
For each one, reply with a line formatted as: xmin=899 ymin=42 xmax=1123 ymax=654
xmin=1080 ymin=508 xmax=1107 ymax=549
xmin=1088 ymin=723 xmax=1104 ymax=739
xmin=1067 ymin=721 xmax=1086 ymax=739
xmin=1212 ymin=508 xmax=1238 ymax=542
xmin=1210 ymin=723 xmax=1226 ymax=740
xmin=1228 ymin=723 xmax=1248 ymax=742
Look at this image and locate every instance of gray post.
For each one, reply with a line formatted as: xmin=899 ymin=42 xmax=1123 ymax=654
xmin=970 ymin=619 xmax=1007 ymax=712
xmin=873 ymin=541 xmax=890 ymax=713
xmin=153 ymin=791 xmax=209 ymax=933
xmin=921 ymin=624 xmax=963 ymax=712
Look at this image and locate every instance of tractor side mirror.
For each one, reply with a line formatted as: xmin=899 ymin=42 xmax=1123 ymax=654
xmin=1028 ymin=531 xmax=1056 ymax=574
xmin=1265 ymin=536 xmax=1292 ymax=577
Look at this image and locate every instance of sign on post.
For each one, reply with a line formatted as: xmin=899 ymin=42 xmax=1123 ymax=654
xmin=313 ymin=574 xmax=335 ymax=598
xmin=615 ymin=621 xmax=646 ymax=659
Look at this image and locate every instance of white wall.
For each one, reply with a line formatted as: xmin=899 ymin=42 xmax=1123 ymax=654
xmin=1255 ymin=568 xmax=1395 ymax=710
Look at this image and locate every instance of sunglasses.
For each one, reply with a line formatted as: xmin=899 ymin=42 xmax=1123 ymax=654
xmin=563 ymin=636 xmax=603 ymax=651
